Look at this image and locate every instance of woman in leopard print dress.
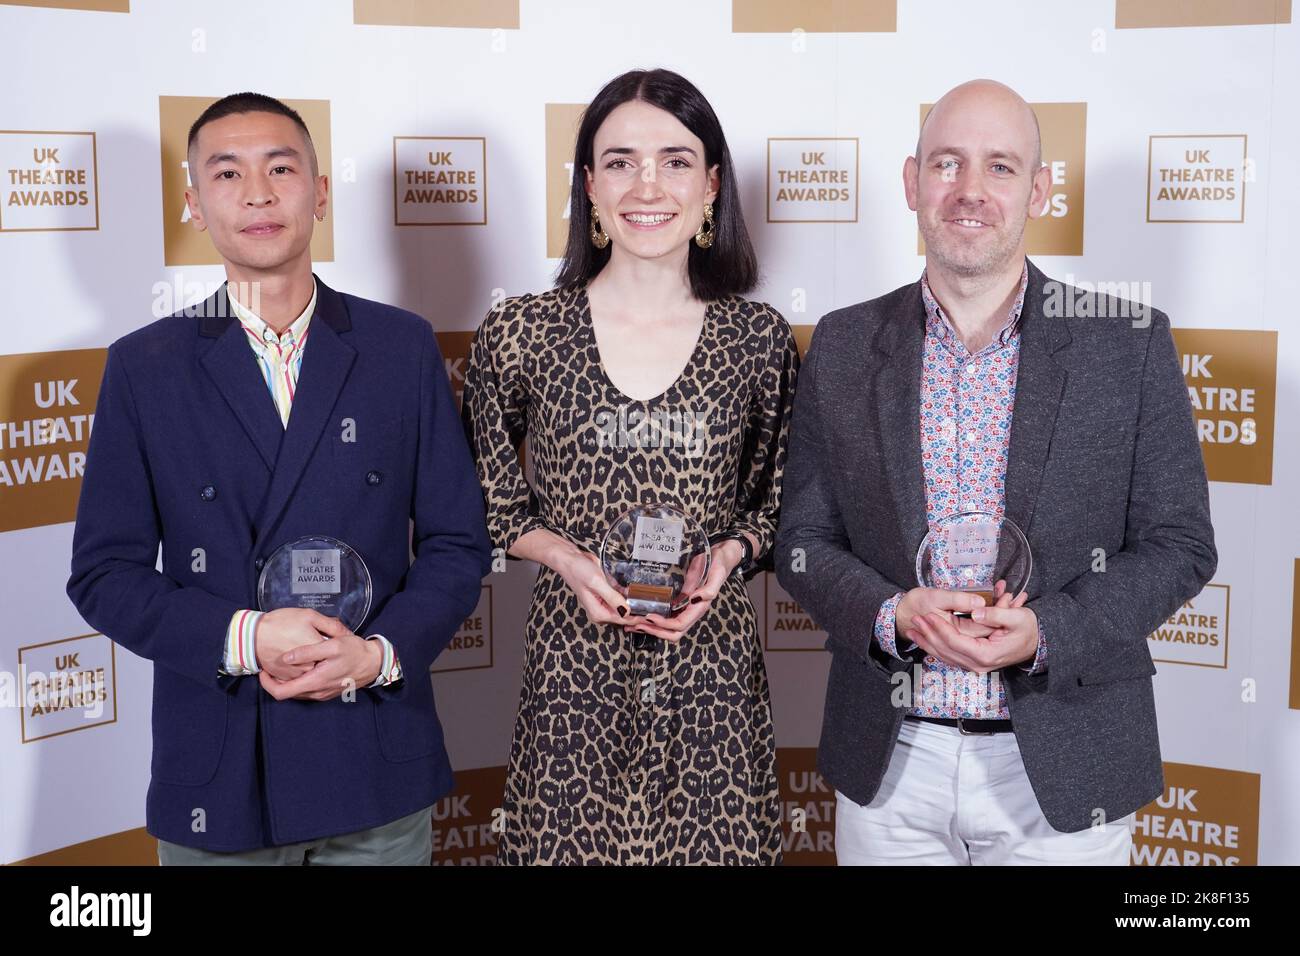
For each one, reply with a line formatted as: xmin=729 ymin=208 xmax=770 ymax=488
xmin=462 ymin=69 xmax=798 ymax=865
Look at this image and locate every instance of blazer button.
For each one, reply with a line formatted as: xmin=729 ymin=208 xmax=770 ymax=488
xmin=199 ymin=485 xmax=217 ymax=501
xmin=366 ymin=470 xmax=382 ymax=486
xmin=254 ymin=557 xmax=266 ymax=572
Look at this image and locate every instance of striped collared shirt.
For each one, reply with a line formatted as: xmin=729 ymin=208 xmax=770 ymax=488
xmin=229 ymin=281 xmax=315 ymax=427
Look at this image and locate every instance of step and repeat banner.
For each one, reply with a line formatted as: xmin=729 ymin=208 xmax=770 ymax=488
xmin=1 ymin=0 xmax=1295 ymax=865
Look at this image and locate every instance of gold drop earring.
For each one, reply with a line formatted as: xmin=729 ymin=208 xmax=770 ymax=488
xmin=589 ymin=204 xmax=610 ymax=249
xmin=694 ymin=202 xmax=714 ymax=249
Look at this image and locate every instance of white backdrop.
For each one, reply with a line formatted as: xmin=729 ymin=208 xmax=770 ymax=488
xmin=0 ymin=0 xmax=1295 ymax=864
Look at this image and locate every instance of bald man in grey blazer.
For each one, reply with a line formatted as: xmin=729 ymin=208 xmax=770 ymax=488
xmin=775 ymin=80 xmax=1216 ymax=864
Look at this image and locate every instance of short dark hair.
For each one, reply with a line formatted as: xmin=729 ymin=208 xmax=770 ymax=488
xmin=555 ymin=69 xmax=758 ymax=301
xmin=187 ymin=92 xmax=317 ymax=174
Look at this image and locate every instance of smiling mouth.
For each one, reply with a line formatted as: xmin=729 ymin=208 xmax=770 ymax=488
xmin=949 ymin=218 xmax=991 ymax=229
xmin=621 ymin=212 xmax=677 ymax=228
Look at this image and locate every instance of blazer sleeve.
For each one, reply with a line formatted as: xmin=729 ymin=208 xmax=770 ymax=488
xmin=723 ymin=306 xmax=800 ymax=569
xmin=774 ymin=318 xmax=920 ymax=673
xmin=67 ymin=344 xmax=243 ymax=688
xmin=460 ymin=299 xmax=550 ymax=556
xmin=1028 ymin=311 xmax=1218 ymax=695
xmin=363 ymin=321 xmax=493 ymax=693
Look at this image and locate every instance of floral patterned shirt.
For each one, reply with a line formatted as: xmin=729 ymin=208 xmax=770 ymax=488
xmin=873 ymin=264 xmax=1046 ymax=718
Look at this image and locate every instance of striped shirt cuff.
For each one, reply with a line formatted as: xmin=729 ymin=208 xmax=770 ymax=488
xmin=221 ymin=609 xmax=262 ymax=676
xmin=366 ymin=635 xmax=403 ymax=687
xmin=873 ymin=592 xmax=910 ymax=660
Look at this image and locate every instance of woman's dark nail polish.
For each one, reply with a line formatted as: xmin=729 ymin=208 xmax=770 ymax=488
xmin=617 ymin=606 xmax=627 ymax=617
xmin=690 ymin=596 xmax=703 ymax=604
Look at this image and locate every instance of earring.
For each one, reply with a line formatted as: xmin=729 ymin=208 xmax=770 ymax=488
xmin=694 ymin=203 xmax=714 ymax=249
xmin=589 ymin=204 xmax=610 ymax=249
xmin=316 ymin=213 xmax=326 ymax=222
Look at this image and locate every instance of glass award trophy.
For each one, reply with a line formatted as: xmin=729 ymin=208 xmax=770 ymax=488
xmin=257 ymin=535 xmax=373 ymax=632
xmin=599 ymin=503 xmax=711 ymax=617
xmin=914 ymin=511 xmax=1031 ymax=617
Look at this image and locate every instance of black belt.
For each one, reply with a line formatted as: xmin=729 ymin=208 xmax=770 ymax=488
xmin=906 ymin=713 xmax=1014 ymax=735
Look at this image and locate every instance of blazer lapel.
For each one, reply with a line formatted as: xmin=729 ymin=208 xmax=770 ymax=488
xmin=197 ymin=284 xmax=284 ymax=473
xmin=252 ymin=278 xmax=356 ymax=553
xmin=873 ymin=280 xmax=931 ymax=554
xmin=1004 ymin=259 xmax=1071 ymax=542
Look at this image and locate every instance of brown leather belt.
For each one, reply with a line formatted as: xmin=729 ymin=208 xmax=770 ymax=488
xmin=906 ymin=714 xmax=1014 ymax=736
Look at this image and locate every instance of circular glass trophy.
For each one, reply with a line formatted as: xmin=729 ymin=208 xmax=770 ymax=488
xmin=599 ymin=503 xmax=711 ymax=617
xmin=257 ymin=535 xmax=373 ymax=632
xmin=914 ymin=511 xmax=1031 ymax=616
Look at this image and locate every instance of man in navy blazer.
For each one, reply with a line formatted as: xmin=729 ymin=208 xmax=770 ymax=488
xmin=67 ymin=93 xmax=491 ymax=863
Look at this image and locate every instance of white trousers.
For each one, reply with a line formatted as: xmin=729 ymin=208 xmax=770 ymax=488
xmin=835 ymin=717 xmax=1134 ymax=865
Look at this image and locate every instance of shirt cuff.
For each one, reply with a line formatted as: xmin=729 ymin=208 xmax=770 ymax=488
xmin=873 ymin=592 xmax=911 ymax=661
xmin=1020 ymin=619 xmax=1048 ymax=674
xmin=366 ymin=635 xmax=403 ymax=687
xmin=220 ymin=609 xmax=262 ymax=676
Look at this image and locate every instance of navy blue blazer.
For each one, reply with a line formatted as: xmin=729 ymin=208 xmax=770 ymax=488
xmin=68 ymin=276 xmax=492 ymax=852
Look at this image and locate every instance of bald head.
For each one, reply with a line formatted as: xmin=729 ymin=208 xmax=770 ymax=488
xmin=904 ymin=78 xmax=1053 ymax=281
xmin=917 ymin=79 xmax=1041 ymax=172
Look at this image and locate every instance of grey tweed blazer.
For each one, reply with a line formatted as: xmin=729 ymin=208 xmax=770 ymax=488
xmin=774 ymin=258 xmax=1217 ymax=833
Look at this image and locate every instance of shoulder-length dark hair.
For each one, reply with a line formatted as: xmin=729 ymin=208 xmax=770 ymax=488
xmin=554 ymin=69 xmax=758 ymax=301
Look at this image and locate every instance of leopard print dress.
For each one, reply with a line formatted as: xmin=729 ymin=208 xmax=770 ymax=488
xmin=462 ymin=283 xmax=799 ymax=865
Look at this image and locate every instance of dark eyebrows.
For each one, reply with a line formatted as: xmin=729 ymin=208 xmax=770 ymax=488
xmin=264 ymin=146 xmax=304 ymax=164
xmin=598 ymin=145 xmax=699 ymax=160
xmin=203 ymin=145 xmax=304 ymax=168
xmin=204 ymin=151 xmax=239 ymax=168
